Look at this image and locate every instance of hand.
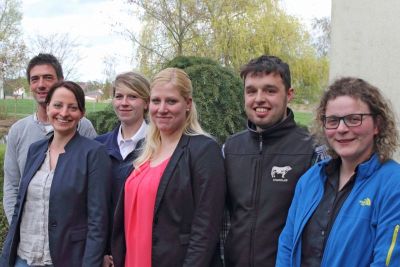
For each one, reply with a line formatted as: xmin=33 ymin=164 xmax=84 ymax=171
xmin=102 ymin=255 xmax=114 ymax=267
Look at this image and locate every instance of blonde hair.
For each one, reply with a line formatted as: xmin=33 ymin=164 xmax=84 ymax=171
xmin=113 ymin=71 xmax=150 ymax=116
xmin=135 ymin=68 xmax=208 ymax=167
xmin=313 ymin=77 xmax=399 ymax=162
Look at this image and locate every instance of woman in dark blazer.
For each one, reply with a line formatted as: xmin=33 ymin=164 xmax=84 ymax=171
xmin=1 ymin=81 xmax=111 ymax=267
xmin=111 ymin=68 xmax=226 ymax=267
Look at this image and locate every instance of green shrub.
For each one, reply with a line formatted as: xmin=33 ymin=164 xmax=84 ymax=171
xmin=166 ymin=56 xmax=246 ymax=143
xmin=0 ymin=144 xmax=8 ymax=246
xmin=86 ymin=104 xmax=118 ymax=135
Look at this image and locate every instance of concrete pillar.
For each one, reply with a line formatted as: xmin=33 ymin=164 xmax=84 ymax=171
xmin=330 ymin=0 xmax=400 ymax=158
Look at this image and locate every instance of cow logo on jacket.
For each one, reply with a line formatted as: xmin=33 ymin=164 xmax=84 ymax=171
xmin=271 ymin=166 xmax=292 ymax=182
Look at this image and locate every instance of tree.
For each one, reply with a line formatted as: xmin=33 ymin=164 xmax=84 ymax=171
xmin=123 ymin=0 xmax=329 ymax=104
xmin=126 ymin=0 xmax=208 ymax=75
xmin=0 ymin=0 xmax=26 ymax=84
xmin=311 ymin=16 xmax=331 ymax=57
xmin=28 ymin=33 xmax=83 ymax=80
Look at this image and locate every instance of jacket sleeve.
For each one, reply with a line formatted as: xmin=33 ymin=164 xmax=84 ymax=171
xmin=82 ymin=145 xmax=112 ymax=267
xmin=78 ymin=117 xmax=98 ymax=139
xmin=371 ymin=173 xmax=400 ymax=266
xmin=183 ymin=138 xmax=226 ymax=267
xmin=3 ymin=125 xmax=22 ymax=224
xmin=276 ymin=175 xmax=304 ymax=267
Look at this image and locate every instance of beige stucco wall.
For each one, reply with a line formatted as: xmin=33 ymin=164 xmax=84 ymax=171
xmin=330 ymin=0 xmax=400 ymax=158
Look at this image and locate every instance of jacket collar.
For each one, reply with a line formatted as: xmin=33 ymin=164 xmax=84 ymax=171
xmin=247 ymin=108 xmax=297 ymax=140
xmin=154 ymin=134 xmax=190 ymax=214
xmin=319 ymin=153 xmax=381 ymax=181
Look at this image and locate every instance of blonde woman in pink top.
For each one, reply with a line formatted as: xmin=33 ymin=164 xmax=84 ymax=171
xmin=111 ymin=68 xmax=226 ymax=267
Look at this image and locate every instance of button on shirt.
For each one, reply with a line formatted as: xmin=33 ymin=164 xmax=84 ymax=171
xmin=117 ymin=121 xmax=147 ymax=160
xmin=301 ymin=159 xmax=356 ymax=267
xmin=17 ymin=149 xmax=54 ymax=266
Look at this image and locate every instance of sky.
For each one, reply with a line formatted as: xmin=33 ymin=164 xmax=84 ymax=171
xmin=21 ymin=0 xmax=331 ymax=82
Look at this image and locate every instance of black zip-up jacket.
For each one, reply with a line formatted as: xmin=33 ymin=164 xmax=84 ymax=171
xmin=224 ymin=109 xmax=316 ymax=267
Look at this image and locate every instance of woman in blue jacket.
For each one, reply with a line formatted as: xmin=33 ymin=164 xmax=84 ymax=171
xmin=1 ymin=81 xmax=111 ymax=267
xmin=277 ymin=77 xmax=400 ymax=267
xmin=95 ymin=71 xmax=150 ymax=266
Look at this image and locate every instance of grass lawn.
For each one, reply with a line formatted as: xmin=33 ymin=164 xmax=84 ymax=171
xmin=0 ymin=99 xmax=109 ymax=118
xmin=294 ymin=111 xmax=313 ymax=128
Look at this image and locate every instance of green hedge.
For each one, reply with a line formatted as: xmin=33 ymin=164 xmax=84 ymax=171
xmin=0 ymin=144 xmax=8 ymax=246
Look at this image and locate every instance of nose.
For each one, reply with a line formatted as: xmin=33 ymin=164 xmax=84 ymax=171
xmin=158 ymin=101 xmax=167 ymax=113
xmin=37 ymin=77 xmax=45 ymax=88
xmin=336 ymin=119 xmax=349 ymax=132
xmin=60 ymin=106 xmax=69 ymax=117
xmin=121 ymin=96 xmax=129 ymax=105
xmin=255 ymin=90 xmax=265 ymax=103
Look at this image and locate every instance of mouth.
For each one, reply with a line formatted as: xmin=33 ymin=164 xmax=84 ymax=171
xmin=254 ymin=107 xmax=270 ymax=115
xmin=336 ymin=138 xmax=355 ymax=144
xmin=56 ymin=117 xmax=72 ymax=123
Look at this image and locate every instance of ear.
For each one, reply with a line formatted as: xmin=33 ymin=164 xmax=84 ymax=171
xmin=373 ymin=115 xmax=381 ymax=136
xmin=186 ymin=97 xmax=193 ymax=111
xmin=287 ymin=87 xmax=294 ymax=102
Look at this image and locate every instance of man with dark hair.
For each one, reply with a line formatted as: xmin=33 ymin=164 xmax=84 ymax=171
xmin=3 ymin=53 xmax=97 ymax=223
xmin=223 ymin=55 xmax=327 ymax=266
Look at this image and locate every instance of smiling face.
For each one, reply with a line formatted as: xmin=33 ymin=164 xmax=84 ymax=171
xmin=112 ymin=84 xmax=148 ymax=127
xmin=46 ymin=87 xmax=84 ymax=137
xmin=29 ymin=64 xmax=59 ymax=105
xmin=149 ymin=82 xmax=191 ymax=137
xmin=324 ymin=95 xmax=378 ymax=165
xmin=244 ymin=72 xmax=293 ymax=131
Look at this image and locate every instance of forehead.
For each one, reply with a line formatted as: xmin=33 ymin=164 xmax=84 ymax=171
xmin=151 ymin=82 xmax=180 ymax=96
xmin=244 ymin=72 xmax=284 ymax=88
xmin=30 ymin=64 xmax=57 ymax=77
xmin=115 ymin=83 xmax=140 ymax=95
xmin=51 ymin=87 xmax=77 ymax=102
xmin=325 ymin=96 xmax=370 ymax=114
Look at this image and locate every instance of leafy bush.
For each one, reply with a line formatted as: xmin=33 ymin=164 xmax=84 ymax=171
xmin=166 ymin=56 xmax=246 ymax=143
xmin=0 ymin=144 xmax=8 ymax=246
xmin=86 ymin=104 xmax=118 ymax=135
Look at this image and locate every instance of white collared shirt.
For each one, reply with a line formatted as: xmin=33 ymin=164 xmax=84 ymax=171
xmin=117 ymin=121 xmax=147 ymax=160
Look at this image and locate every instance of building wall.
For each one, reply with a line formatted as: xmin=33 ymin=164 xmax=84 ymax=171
xmin=330 ymin=0 xmax=400 ymax=158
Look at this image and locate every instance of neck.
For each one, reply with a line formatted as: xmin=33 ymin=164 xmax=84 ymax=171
xmin=51 ymin=131 xmax=76 ymax=151
xmin=151 ymin=130 xmax=182 ymax=165
xmin=36 ymin=104 xmax=48 ymax=123
xmin=121 ymin=119 xmax=143 ymax=139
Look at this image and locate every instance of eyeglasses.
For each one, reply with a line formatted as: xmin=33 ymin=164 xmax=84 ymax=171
xmin=322 ymin=113 xmax=375 ymax=129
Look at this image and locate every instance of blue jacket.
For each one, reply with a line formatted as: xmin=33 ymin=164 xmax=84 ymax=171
xmin=95 ymin=125 xmax=143 ymax=212
xmin=1 ymin=133 xmax=112 ymax=267
xmin=277 ymin=153 xmax=400 ymax=267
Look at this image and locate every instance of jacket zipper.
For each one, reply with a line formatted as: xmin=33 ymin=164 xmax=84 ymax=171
xmin=249 ymin=134 xmax=263 ymax=267
xmin=386 ymin=224 xmax=399 ymax=266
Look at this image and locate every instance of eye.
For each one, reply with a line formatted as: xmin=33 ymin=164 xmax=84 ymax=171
xmin=151 ymin=98 xmax=160 ymax=104
xmin=114 ymin=94 xmax=123 ymax=100
xmin=44 ymin=75 xmax=54 ymax=81
xmin=127 ymin=95 xmax=138 ymax=100
xmin=53 ymin=103 xmax=63 ymax=109
xmin=325 ymin=116 xmax=339 ymax=126
xmin=166 ymin=99 xmax=177 ymax=105
xmin=30 ymin=77 xmax=38 ymax=83
xmin=69 ymin=106 xmax=79 ymax=112
xmin=346 ymin=114 xmax=362 ymax=124
xmin=245 ymin=87 xmax=256 ymax=95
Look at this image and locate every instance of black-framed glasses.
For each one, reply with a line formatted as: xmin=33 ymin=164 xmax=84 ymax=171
xmin=322 ymin=113 xmax=375 ymax=129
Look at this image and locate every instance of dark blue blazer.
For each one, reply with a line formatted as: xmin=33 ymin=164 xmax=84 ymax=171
xmin=95 ymin=125 xmax=143 ymax=253
xmin=1 ymin=133 xmax=112 ymax=267
xmin=95 ymin=125 xmax=143 ymax=213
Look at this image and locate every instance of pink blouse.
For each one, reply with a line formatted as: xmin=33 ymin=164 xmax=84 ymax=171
xmin=124 ymin=158 xmax=169 ymax=267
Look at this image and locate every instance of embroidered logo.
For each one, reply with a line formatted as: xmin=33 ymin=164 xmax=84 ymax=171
xmin=359 ymin=198 xmax=371 ymax=206
xmin=271 ymin=166 xmax=292 ymax=182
